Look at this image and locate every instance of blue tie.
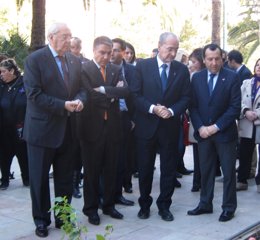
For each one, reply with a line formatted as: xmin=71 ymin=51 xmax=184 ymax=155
xmin=161 ymin=64 xmax=168 ymax=92
xmin=208 ymin=73 xmax=216 ymax=95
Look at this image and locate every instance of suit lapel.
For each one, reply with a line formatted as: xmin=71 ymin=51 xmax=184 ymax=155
xmin=151 ymin=58 xmax=163 ymax=91
xmin=211 ymin=68 xmax=226 ymax=98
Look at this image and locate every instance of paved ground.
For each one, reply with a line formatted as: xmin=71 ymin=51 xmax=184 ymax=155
xmin=0 ymin=145 xmax=259 ymax=240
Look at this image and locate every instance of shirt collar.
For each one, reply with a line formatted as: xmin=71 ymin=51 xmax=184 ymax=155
xmin=157 ymin=55 xmax=170 ymax=69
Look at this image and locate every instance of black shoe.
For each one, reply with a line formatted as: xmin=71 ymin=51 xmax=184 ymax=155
xmin=9 ymin=171 xmax=15 ymax=180
xmin=22 ymin=179 xmax=30 ymax=187
xmin=87 ymin=213 xmax=100 ymax=225
xmin=158 ymin=209 xmax=174 ymax=221
xmin=115 ymin=196 xmax=134 ymax=206
xmin=103 ymin=208 xmax=123 ymax=219
xmin=187 ymin=206 xmax=213 ymax=215
xmin=178 ymin=168 xmax=193 ymax=175
xmin=219 ymin=211 xmax=234 ymax=222
xmin=191 ymin=185 xmax=200 ymax=192
xmin=174 ymin=178 xmax=181 ymax=188
xmin=137 ymin=208 xmax=150 ymax=219
xmin=73 ymin=188 xmax=82 ymax=198
xmin=124 ymin=187 xmax=133 ymax=193
xmin=176 ymin=172 xmax=183 ymax=178
xmin=35 ymin=224 xmax=48 ymax=238
xmin=0 ymin=182 xmax=9 ymax=190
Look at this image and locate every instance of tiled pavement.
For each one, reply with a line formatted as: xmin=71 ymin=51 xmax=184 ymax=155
xmin=0 ymin=145 xmax=259 ymax=240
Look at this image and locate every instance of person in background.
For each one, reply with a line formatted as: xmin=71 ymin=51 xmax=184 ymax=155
xmin=227 ymin=50 xmax=252 ymax=86
xmin=188 ymin=47 xmax=206 ymax=192
xmin=131 ymin=32 xmax=190 ymax=222
xmin=23 ymin=22 xmax=86 ymax=238
xmin=237 ymin=58 xmax=260 ymax=191
xmin=78 ymin=36 xmax=129 ymax=226
xmin=0 ymin=58 xmax=29 ymax=190
xmin=188 ymin=43 xmax=241 ymax=222
xmin=151 ymin=48 xmax=158 ymax=58
xmin=124 ymin=42 xmax=136 ymax=65
xmin=110 ymin=37 xmax=136 ymax=205
xmin=70 ymin=37 xmax=89 ymax=65
xmin=69 ymin=36 xmax=89 ymax=199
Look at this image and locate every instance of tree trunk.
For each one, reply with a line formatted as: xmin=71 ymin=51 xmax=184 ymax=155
xmin=29 ymin=0 xmax=46 ymax=52
xmin=212 ymin=0 xmax=221 ymax=46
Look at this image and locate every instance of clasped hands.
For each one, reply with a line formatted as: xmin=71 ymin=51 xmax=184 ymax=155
xmin=153 ymin=104 xmax=172 ymax=119
xmin=245 ymin=110 xmax=258 ymax=122
xmin=199 ymin=125 xmax=218 ymax=138
xmin=65 ymin=99 xmax=84 ymax=112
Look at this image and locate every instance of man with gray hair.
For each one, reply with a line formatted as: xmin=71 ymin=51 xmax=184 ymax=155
xmin=23 ymin=22 xmax=86 ymax=237
xmin=131 ymin=32 xmax=190 ymax=221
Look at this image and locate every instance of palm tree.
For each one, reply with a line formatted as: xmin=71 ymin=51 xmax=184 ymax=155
xmin=212 ymin=0 xmax=221 ymax=45
xmin=228 ymin=0 xmax=260 ymax=63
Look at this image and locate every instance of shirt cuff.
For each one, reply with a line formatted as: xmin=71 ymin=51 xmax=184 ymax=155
xmin=149 ymin=104 xmax=155 ymax=114
xmin=168 ymin=108 xmax=174 ymax=116
xmin=99 ymin=86 xmax=106 ymax=94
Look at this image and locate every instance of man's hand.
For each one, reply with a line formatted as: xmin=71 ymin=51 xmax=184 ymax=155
xmin=198 ymin=126 xmax=210 ymax=138
xmin=207 ymin=125 xmax=219 ymax=136
xmin=65 ymin=100 xmax=84 ymax=112
xmin=116 ymin=81 xmax=124 ymax=87
xmin=153 ymin=105 xmax=172 ymax=119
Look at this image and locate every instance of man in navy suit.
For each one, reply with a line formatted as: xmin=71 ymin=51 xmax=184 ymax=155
xmin=131 ymin=32 xmax=190 ymax=221
xmin=187 ymin=43 xmax=241 ymax=222
xmin=77 ymin=36 xmax=129 ymax=226
xmin=23 ymin=23 xmax=86 ymax=237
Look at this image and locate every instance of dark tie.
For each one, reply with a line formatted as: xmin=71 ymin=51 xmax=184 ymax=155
xmin=208 ymin=73 xmax=216 ymax=95
xmin=58 ymin=55 xmax=69 ymax=90
xmin=161 ymin=63 xmax=168 ymax=92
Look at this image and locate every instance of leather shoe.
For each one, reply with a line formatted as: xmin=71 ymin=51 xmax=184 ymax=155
xmin=115 ymin=196 xmax=134 ymax=206
xmin=124 ymin=187 xmax=133 ymax=193
xmin=103 ymin=208 xmax=123 ymax=219
xmin=176 ymin=172 xmax=182 ymax=178
xmin=35 ymin=224 xmax=48 ymax=238
xmin=178 ymin=168 xmax=193 ymax=175
xmin=137 ymin=208 xmax=150 ymax=219
xmin=187 ymin=206 xmax=213 ymax=215
xmin=191 ymin=185 xmax=200 ymax=192
xmin=219 ymin=211 xmax=234 ymax=222
xmin=87 ymin=213 xmax=100 ymax=225
xmin=158 ymin=209 xmax=174 ymax=221
xmin=174 ymin=178 xmax=181 ymax=188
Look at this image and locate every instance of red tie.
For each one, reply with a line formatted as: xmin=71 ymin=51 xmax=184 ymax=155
xmin=58 ymin=56 xmax=69 ymax=90
xmin=100 ymin=67 xmax=107 ymax=120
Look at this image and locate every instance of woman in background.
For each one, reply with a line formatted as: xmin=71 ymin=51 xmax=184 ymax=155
xmin=0 ymin=58 xmax=29 ymax=190
xmin=124 ymin=42 xmax=136 ymax=65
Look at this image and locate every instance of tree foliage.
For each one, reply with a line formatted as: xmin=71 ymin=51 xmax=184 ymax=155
xmin=228 ymin=0 xmax=260 ymax=63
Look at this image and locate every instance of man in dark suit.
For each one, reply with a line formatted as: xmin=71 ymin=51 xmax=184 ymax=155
xmin=110 ymin=37 xmax=135 ymax=205
xmin=187 ymin=43 xmax=241 ymax=222
xmin=131 ymin=32 xmax=190 ymax=221
xmin=227 ymin=49 xmax=252 ymax=85
xmin=77 ymin=36 xmax=129 ymax=225
xmin=23 ymin=23 xmax=86 ymax=238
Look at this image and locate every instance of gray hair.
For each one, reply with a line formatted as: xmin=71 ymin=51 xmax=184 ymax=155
xmin=159 ymin=32 xmax=178 ymax=45
xmin=93 ymin=36 xmax=112 ymax=49
xmin=47 ymin=22 xmax=69 ymax=38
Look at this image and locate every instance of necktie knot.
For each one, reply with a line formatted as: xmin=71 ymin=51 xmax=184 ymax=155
xmin=162 ymin=63 xmax=168 ymax=71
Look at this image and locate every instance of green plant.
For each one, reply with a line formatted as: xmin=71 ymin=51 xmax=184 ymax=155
xmin=50 ymin=196 xmax=113 ymax=240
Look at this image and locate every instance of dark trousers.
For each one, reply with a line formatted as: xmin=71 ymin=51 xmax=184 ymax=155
xmin=81 ymin=123 xmax=119 ymax=215
xmin=0 ymin=127 xmax=29 ymax=183
xmin=198 ymin=138 xmax=237 ymax=212
xmin=136 ymin=123 xmax=179 ymax=211
xmin=192 ymin=143 xmax=201 ymax=188
xmin=238 ymin=137 xmax=256 ymax=183
xmin=115 ymin=111 xmax=132 ymax=198
xmin=27 ymin=120 xmax=75 ymax=227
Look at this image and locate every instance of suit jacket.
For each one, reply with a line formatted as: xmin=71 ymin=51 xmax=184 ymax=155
xmin=131 ymin=57 xmax=191 ymax=140
xmin=237 ymin=64 xmax=252 ymax=85
xmin=23 ymin=46 xmax=87 ymax=148
xmin=77 ymin=61 xmax=129 ymax=142
xmin=238 ymin=77 xmax=260 ymax=143
xmin=190 ymin=67 xmax=241 ymax=143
